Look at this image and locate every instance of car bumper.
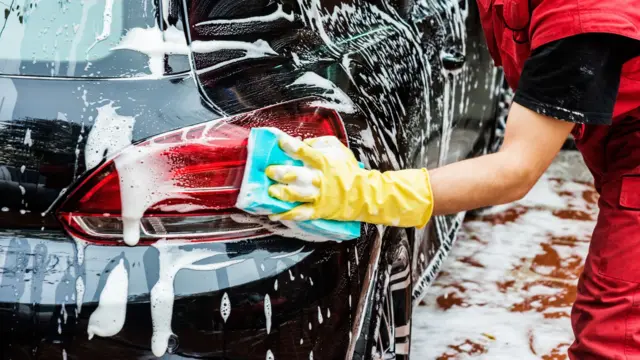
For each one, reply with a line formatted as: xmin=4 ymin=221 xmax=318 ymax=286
xmin=0 ymin=228 xmax=379 ymax=359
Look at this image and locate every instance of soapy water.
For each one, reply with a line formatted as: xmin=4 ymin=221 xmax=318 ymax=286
xmin=150 ymin=240 xmax=245 ymax=356
xmin=87 ymin=259 xmax=129 ymax=340
xmin=113 ymin=144 xmax=184 ymax=247
xmin=84 ymin=102 xmax=136 ymax=170
xmin=265 ymin=294 xmax=272 ymax=334
xmin=195 ymin=4 xmax=294 ymax=26
xmin=221 ymin=292 xmax=231 ymax=322
xmin=86 ymin=0 xmax=115 ymax=54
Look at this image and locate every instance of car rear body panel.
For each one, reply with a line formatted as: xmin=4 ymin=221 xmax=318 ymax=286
xmin=0 ymin=228 xmax=381 ymax=359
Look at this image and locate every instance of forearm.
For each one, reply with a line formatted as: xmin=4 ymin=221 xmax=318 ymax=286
xmin=430 ymin=102 xmax=575 ymax=216
xmin=429 ymin=151 xmax=534 ymax=215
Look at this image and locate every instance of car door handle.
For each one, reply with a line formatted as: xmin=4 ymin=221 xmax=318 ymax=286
xmin=441 ymin=51 xmax=466 ymax=71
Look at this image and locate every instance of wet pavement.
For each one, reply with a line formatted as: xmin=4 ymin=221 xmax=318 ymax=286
xmin=412 ymin=152 xmax=596 ymax=359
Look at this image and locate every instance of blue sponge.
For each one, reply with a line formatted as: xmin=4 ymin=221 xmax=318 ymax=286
xmin=236 ymin=127 xmax=361 ymax=241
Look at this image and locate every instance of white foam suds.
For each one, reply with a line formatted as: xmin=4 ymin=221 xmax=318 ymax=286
xmin=150 ymin=240 xmax=244 ymax=357
xmin=87 ymin=259 xmax=129 ymax=340
xmin=23 ymin=128 xmax=33 ymax=147
xmin=76 ymin=276 xmax=85 ymax=313
xmin=221 ymin=292 xmax=231 ymax=323
xmin=277 ymin=220 xmax=333 ymax=242
xmin=113 ymin=143 xmax=183 ymax=246
xmin=193 ymin=39 xmax=278 ymax=73
xmin=317 ymin=306 xmax=323 ymax=324
xmin=1 ymin=207 xmax=8 ymax=212
xmin=73 ymin=236 xmax=88 ymax=266
xmin=86 ymin=0 xmax=114 ymax=54
xmin=41 ymin=187 xmax=68 ymax=217
xmin=267 ymin=164 xmax=321 ymax=199
xmin=112 ymin=25 xmax=189 ymax=77
xmin=85 ymin=102 xmax=136 ymax=170
xmin=289 ymin=72 xmax=356 ymax=113
xmin=270 ymin=246 xmax=305 ymax=259
xmin=195 ymin=4 xmax=294 ymax=26
xmin=61 ymin=301 xmax=68 ymax=324
xmin=161 ymin=0 xmax=170 ymax=23
xmin=266 ymin=350 xmax=275 ymax=360
xmin=264 ymin=294 xmax=272 ymax=334
xmin=155 ymin=203 xmax=209 ymax=213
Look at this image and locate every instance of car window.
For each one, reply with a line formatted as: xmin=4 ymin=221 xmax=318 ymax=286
xmin=0 ymin=0 xmax=190 ymax=78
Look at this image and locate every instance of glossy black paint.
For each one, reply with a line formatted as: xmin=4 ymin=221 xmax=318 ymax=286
xmin=0 ymin=0 xmax=501 ymax=358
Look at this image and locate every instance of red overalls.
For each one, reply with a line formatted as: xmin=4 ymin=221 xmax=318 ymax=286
xmin=477 ymin=0 xmax=640 ymax=357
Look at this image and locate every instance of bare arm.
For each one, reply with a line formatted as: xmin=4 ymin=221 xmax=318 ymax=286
xmin=430 ymin=102 xmax=575 ymax=216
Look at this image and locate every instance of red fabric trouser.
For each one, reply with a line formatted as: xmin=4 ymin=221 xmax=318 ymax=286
xmin=570 ymin=176 xmax=640 ymax=358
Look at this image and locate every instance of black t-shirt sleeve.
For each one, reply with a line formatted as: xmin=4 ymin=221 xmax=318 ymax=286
xmin=514 ymin=33 xmax=640 ymax=125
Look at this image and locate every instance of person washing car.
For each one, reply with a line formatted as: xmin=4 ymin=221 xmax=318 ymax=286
xmin=264 ymin=0 xmax=640 ymax=357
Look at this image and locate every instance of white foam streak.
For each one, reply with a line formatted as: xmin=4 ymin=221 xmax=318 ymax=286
xmin=193 ymin=40 xmax=278 ymax=74
xmin=221 ymin=292 xmax=231 ymax=322
xmin=86 ymin=0 xmax=114 ymax=54
xmin=112 ymin=25 xmax=189 ymax=77
xmin=195 ymin=4 xmax=294 ymax=26
xmin=290 ymin=72 xmax=356 ymax=113
xmin=76 ymin=277 xmax=85 ymax=313
xmin=23 ymin=128 xmax=33 ymax=147
xmin=264 ymin=294 xmax=272 ymax=334
xmin=150 ymin=240 xmax=243 ymax=356
xmin=113 ymin=144 xmax=182 ymax=246
xmin=191 ymin=39 xmax=276 ymax=55
xmin=87 ymin=259 xmax=129 ymax=340
xmin=85 ymin=102 xmax=136 ymax=170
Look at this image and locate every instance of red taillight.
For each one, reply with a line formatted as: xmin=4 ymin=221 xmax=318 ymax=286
xmin=57 ymin=101 xmax=348 ymax=245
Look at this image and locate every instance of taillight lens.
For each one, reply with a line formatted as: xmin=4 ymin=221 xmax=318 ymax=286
xmin=58 ymin=101 xmax=348 ymax=245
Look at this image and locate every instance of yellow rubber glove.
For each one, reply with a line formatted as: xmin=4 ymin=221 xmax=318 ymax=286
xmin=265 ymin=134 xmax=434 ymax=228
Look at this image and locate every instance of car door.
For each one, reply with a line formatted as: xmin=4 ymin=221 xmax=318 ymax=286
xmin=410 ymin=0 xmax=503 ymax=302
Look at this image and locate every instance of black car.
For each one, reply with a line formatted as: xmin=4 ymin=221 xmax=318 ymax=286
xmin=0 ymin=0 xmax=503 ymax=358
